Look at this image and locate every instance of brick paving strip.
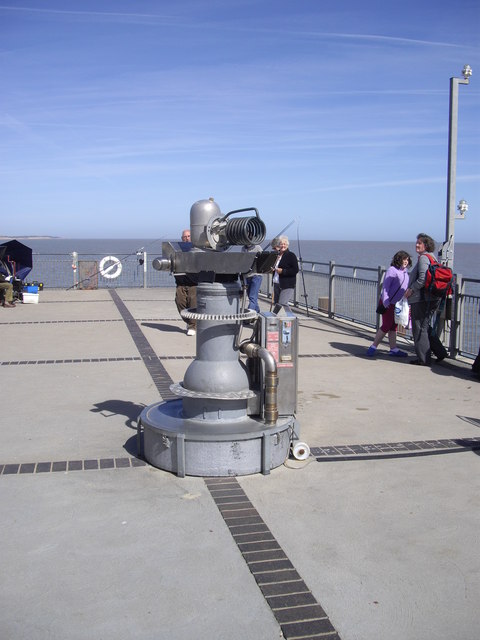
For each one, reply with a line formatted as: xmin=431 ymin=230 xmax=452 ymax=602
xmin=3 ymin=437 xmax=479 ymax=476
xmin=0 ymin=457 xmax=147 ymax=475
xmin=312 ymin=437 xmax=480 ymax=461
xmin=205 ymin=477 xmax=341 ymax=640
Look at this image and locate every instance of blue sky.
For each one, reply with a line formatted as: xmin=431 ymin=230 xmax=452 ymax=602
xmin=1 ymin=0 xmax=479 ymax=241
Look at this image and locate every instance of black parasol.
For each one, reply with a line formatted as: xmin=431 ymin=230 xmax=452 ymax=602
xmin=0 ymin=239 xmax=33 ymax=281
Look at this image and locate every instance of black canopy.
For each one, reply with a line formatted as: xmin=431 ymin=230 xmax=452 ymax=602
xmin=0 ymin=239 xmax=33 ymax=280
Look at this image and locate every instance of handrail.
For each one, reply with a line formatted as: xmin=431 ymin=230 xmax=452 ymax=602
xmin=20 ymin=253 xmax=480 ymax=361
xmin=291 ymin=260 xmax=479 ymax=359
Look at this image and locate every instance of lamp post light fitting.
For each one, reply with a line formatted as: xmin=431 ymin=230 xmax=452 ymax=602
xmin=456 ymin=199 xmax=468 ymax=219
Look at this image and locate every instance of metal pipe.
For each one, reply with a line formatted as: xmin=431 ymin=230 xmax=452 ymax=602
xmin=240 ymin=343 xmax=278 ymax=425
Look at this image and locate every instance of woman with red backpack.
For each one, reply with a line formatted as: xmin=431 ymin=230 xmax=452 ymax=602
xmin=404 ymin=233 xmax=446 ymax=366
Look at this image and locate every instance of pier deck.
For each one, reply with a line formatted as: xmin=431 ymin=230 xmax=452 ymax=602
xmin=1 ymin=288 xmax=479 ymax=640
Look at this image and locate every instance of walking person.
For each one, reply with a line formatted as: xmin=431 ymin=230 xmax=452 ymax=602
xmin=366 ymin=250 xmax=411 ymax=357
xmin=271 ymin=236 xmax=299 ymax=314
xmin=404 ymin=233 xmax=442 ymax=366
xmin=175 ymin=229 xmax=197 ymax=336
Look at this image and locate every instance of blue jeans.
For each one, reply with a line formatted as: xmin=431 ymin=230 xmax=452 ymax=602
xmin=246 ymin=275 xmax=262 ymax=312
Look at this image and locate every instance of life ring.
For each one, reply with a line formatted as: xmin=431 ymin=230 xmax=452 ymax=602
xmin=99 ymin=255 xmax=122 ymax=279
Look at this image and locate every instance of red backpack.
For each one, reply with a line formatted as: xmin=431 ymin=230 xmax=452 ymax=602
xmin=424 ymin=254 xmax=454 ymax=297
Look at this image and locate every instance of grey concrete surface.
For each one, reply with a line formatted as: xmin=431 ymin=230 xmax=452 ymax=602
xmin=1 ymin=288 xmax=479 ymax=640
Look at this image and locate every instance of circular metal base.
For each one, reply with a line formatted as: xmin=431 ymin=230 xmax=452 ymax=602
xmin=139 ymin=399 xmax=293 ymax=477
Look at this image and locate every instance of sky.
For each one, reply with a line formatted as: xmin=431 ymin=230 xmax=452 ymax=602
xmin=1 ymin=0 xmax=479 ymax=242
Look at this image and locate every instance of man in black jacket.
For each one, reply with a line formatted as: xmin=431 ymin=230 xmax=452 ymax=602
xmin=272 ymin=236 xmax=298 ymax=314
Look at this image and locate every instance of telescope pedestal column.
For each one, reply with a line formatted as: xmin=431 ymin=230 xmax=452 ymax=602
xmin=139 ymin=282 xmax=293 ymax=477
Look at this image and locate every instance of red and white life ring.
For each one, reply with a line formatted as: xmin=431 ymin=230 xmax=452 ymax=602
xmin=99 ymin=255 xmax=122 ymax=279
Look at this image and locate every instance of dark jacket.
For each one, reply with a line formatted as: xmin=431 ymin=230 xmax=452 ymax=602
xmin=174 ymin=274 xmax=197 ymax=287
xmin=276 ymin=249 xmax=299 ymax=290
xmin=174 ymin=242 xmax=198 ymax=286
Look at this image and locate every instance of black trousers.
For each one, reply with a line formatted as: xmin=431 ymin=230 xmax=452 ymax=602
xmin=410 ymin=299 xmax=442 ymax=364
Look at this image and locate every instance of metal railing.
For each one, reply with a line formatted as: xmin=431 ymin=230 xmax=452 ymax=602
xmin=22 ymin=254 xmax=480 ymax=360
xmin=455 ymin=275 xmax=480 ymax=357
xmin=261 ymin=260 xmax=480 ymax=360
xmin=25 ymin=253 xmax=175 ymax=290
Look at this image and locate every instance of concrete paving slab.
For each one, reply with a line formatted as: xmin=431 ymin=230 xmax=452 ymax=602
xmin=0 ymin=470 xmax=279 ymax=640
xmin=4 ymin=362 xmax=154 ymax=461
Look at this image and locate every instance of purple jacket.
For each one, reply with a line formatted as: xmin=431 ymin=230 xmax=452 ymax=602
xmin=381 ymin=266 xmax=409 ymax=308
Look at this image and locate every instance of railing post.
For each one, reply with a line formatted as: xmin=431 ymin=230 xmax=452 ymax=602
xmin=328 ymin=261 xmax=335 ymax=318
xmin=452 ymin=274 xmax=463 ymax=358
xmin=71 ymin=252 xmax=79 ymax=289
xmin=143 ymin=251 xmax=147 ymax=289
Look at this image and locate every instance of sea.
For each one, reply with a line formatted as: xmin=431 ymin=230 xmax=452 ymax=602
xmin=14 ymin=237 xmax=479 ymax=280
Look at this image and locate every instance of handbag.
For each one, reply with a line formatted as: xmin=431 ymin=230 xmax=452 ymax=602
xmin=376 ymin=301 xmax=387 ymax=315
xmin=375 ymin=302 xmax=387 ymax=316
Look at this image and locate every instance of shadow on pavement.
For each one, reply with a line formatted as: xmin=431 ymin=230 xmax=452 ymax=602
xmin=91 ymin=399 xmax=145 ymax=430
xmin=142 ymin=322 xmax=185 ymax=333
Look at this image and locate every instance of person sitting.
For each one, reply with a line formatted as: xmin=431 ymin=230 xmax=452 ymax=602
xmin=0 ymin=272 xmax=15 ymax=308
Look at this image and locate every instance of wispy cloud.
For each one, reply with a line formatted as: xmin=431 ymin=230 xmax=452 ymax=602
xmin=0 ymin=4 xmax=464 ymax=49
xmin=0 ymin=5 xmax=177 ymax=22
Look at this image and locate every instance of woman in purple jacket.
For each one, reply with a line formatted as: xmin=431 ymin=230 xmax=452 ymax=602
xmin=366 ymin=250 xmax=412 ymax=357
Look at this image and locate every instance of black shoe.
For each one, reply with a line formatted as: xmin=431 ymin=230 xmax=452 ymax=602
xmin=410 ymin=358 xmax=427 ymax=366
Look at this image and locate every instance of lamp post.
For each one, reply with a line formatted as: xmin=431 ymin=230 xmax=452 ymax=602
xmin=441 ymin=64 xmax=472 ymax=270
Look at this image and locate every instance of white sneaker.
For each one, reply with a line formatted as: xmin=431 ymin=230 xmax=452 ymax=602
xmin=186 ymin=328 xmax=196 ymax=336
